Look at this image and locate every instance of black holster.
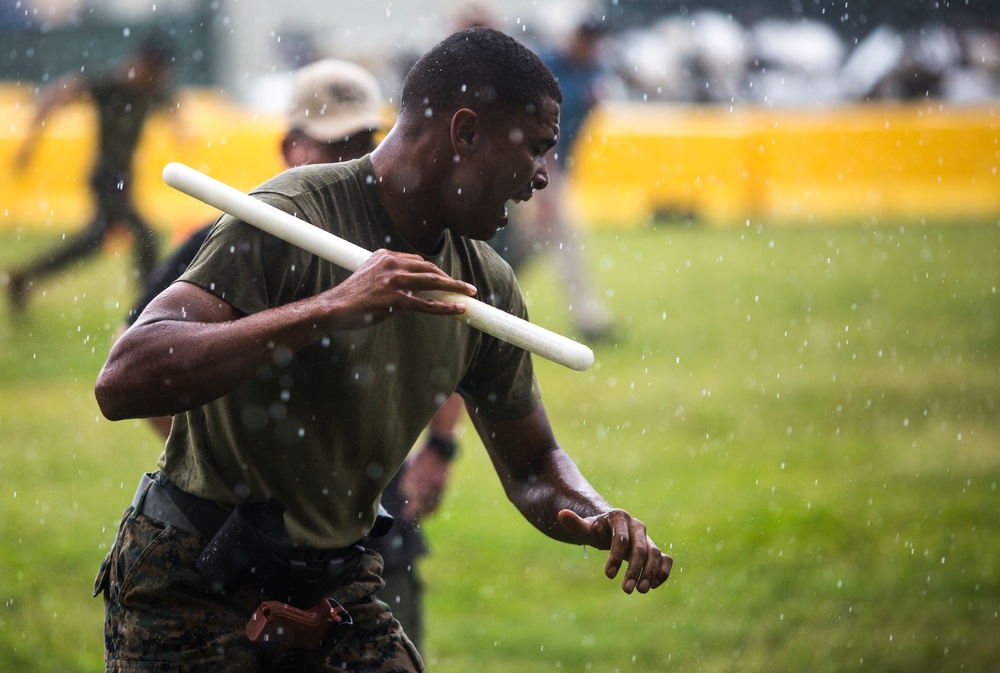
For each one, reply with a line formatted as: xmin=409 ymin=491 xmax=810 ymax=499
xmin=196 ymin=497 xmax=287 ymax=595
xmin=195 ymin=497 xmax=367 ymax=608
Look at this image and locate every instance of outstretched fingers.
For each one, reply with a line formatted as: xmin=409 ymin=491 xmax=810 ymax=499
xmin=642 ymin=542 xmax=672 ymax=592
xmin=604 ymin=511 xmax=649 ymax=593
xmin=611 ymin=519 xmax=672 ymax=594
xmin=559 ymin=508 xmax=672 ymax=595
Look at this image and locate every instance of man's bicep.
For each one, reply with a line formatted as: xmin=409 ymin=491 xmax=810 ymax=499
xmin=135 ymin=279 xmax=242 ymax=327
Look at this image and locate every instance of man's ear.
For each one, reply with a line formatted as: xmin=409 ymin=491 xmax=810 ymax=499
xmin=451 ymin=108 xmax=479 ymax=157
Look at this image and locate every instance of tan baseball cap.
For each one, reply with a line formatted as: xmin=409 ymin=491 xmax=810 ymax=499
xmin=288 ymin=59 xmax=385 ymax=142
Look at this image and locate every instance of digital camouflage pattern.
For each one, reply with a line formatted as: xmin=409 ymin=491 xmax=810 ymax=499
xmin=95 ymin=506 xmax=423 ymax=672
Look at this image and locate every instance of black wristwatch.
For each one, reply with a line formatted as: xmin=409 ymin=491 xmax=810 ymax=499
xmin=426 ymin=434 xmax=459 ymax=461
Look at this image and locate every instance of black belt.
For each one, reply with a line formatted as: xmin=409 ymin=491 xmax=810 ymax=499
xmin=132 ymin=471 xmax=231 ymax=538
xmin=132 ymin=471 xmax=374 ymax=605
xmin=131 ymin=471 xmax=387 ymax=559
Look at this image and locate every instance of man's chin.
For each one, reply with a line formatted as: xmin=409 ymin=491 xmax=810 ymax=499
xmin=448 ymin=210 xmax=507 ymax=241
xmin=467 ymin=226 xmax=502 ymax=242
xmin=472 ymin=216 xmax=508 ymax=241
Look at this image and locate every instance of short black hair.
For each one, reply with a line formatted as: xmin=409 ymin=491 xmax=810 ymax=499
xmin=399 ymin=27 xmax=562 ymax=124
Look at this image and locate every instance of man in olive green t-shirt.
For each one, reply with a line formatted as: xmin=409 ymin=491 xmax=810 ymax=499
xmin=96 ymin=27 xmax=672 ymax=673
xmin=169 ymin=157 xmax=538 ymax=548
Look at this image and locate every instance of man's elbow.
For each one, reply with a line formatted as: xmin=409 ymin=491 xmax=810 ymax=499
xmin=94 ymin=366 xmax=131 ymax=421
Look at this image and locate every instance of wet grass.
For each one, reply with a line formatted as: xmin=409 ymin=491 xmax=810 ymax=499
xmin=1 ymin=220 xmax=998 ymax=672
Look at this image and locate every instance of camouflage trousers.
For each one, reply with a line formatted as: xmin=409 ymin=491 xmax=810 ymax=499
xmin=94 ymin=504 xmax=424 ymax=673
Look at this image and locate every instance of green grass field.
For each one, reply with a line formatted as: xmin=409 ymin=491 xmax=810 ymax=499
xmin=1 ymin=220 xmax=998 ymax=672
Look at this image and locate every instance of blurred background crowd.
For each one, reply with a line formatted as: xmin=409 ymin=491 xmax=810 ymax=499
xmin=612 ymin=8 xmax=1000 ymax=105
xmin=2 ymin=0 xmax=998 ymax=112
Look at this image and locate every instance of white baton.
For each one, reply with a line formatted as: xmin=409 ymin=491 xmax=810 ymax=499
xmin=161 ymin=162 xmax=595 ymax=372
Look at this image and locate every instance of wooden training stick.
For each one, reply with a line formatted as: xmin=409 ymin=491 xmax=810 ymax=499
xmin=162 ymin=162 xmax=595 ymax=371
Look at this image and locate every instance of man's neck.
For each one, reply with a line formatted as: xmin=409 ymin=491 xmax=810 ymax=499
xmin=370 ymin=132 xmax=449 ymax=255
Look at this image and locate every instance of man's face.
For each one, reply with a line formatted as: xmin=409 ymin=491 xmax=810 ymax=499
xmin=284 ymin=130 xmax=376 ymax=168
xmin=444 ymin=96 xmax=560 ymax=241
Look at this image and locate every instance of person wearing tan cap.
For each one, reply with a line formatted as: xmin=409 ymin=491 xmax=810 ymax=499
xmin=283 ymin=59 xmax=385 ymax=164
xmin=122 ymin=58 xmax=388 ymax=380
xmin=118 ymin=57 xmax=458 ymax=653
xmin=96 ymin=28 xmax=671 ymax=672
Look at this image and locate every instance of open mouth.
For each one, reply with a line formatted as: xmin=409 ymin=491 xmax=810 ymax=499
xmin=500 ymin=187 xmax=535 ymax=228
xmin=510 ymin=187 xmax=535 ymax=204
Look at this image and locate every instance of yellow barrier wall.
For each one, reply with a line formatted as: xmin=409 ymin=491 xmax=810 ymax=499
xmin=1 ymin=86 xmax=286 ymax=237
xmin=570 ymin=102 xmax=1000 ymax=226
xmin=2 ymin=86 xmax=998 ymax=234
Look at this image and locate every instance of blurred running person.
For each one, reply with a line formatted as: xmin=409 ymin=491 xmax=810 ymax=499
xmin=531 ymin=16 xmax=615 ymax=339
xmin=6 ymin=30 xmax=179 ymax=314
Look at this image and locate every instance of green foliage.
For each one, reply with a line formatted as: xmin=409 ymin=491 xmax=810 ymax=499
xmin=1 ymin=221 xmax=998 ymax=672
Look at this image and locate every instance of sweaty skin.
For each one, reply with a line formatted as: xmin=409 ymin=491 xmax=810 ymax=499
xmin=470 ymin=404 xmax=671 ymax=594
xmin=96 ymin=251 xmax=476 ymax=420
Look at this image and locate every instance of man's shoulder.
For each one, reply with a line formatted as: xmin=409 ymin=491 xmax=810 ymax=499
xmin=253 ymin=157 xmax=372 ymax=200
xmin=245 ymin=157 xmax=381 ymax=239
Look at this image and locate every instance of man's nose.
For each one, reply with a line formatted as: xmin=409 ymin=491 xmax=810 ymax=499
xmin=531 ymin=162 xmax=549 ymax=191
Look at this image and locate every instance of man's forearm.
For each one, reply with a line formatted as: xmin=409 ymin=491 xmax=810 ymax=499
xmin=96 ymin=297 xmax=334 ymax=420
xmin=97 ymin=249 xmax=479 ymax=422
xmin=505 ymin=447 xmax=612 ymax=544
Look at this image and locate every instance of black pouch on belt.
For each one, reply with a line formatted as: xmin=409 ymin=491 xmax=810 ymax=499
xmin=196 ymin=496 xmax=288 ymax=596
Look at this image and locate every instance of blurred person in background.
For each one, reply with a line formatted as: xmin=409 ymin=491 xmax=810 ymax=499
xmin=531 ymin=15 xmax=614 ymax=340
xmin=119 ymin=57 xmax=458 ymax=654
xmin=5 ymin=29 xmax=180 ymax=314
xmin=874 ymin=22 xmax=964 ymax=100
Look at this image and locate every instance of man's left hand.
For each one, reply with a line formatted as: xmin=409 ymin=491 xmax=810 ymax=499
xmin=557 ymin=508 xmax=672 ymax=594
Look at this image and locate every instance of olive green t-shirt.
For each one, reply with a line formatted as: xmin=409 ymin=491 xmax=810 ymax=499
xmin=164 ymin=156 xmax=541 ymax=547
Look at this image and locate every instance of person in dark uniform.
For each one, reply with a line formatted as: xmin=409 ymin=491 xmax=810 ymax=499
xmin=7 ymin=30 xmax=178 ymax=313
